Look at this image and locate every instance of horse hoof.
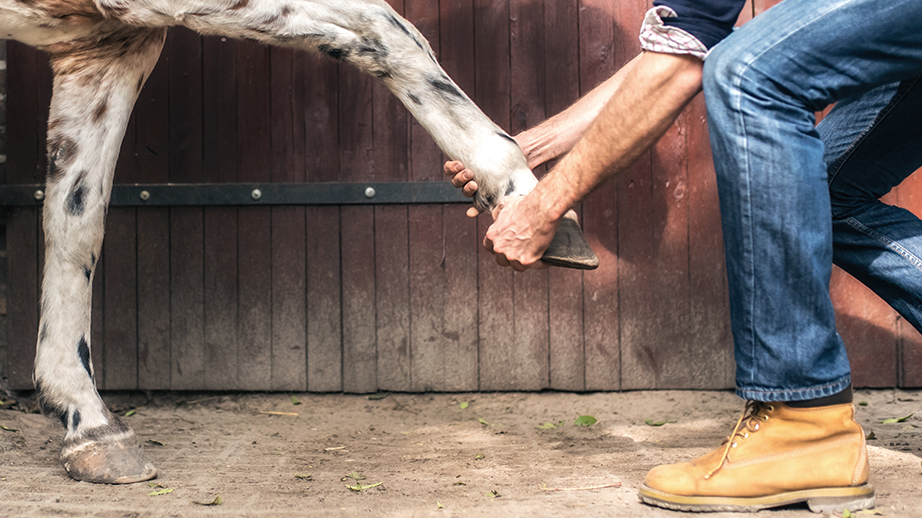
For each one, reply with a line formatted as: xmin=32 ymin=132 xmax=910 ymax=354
xmin=542 ymin=210 xmax=599 ymax=270
xmin=61 ymin=424 xmax=157 ymax=484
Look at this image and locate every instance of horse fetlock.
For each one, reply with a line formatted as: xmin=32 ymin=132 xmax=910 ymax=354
xmin=61 ymin=415 xmax=157 ymax=484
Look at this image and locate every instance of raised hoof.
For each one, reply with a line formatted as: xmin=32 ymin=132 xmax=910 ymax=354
xmin=62 ymin=425 xmax=157 ymax=484
xmin=542 ymin=211 xmax=599 ymax=270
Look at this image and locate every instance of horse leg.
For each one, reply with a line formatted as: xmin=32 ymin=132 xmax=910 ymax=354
xmin=101 ymin=0 xmax=598 ymax=268
xmin=34 ymin=26 xmax=167 ymax=483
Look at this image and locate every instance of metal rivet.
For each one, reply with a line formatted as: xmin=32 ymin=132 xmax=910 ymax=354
xmin=33 ymin=189 xmax=45 ymax=201
xmin=251 ymin=189 xmax=262 ymax=201
xmin=364 ymin=187 xmax=376 ymax=199
xmin=139 ymin=190 xmax=150 ymax=201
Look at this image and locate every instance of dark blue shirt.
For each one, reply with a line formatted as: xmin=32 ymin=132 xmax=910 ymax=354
xmin=654 ymin=0 xmax=747 ymax=49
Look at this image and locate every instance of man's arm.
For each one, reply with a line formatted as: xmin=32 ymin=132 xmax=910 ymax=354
xmin=485 ymin=51 xmax=703 ymax=270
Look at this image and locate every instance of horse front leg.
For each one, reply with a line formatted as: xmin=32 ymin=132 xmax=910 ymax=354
xmin=101 ymin=0 xmax=598 ymax=269
xmin=34 ymin=27 xmax=167 ymax=484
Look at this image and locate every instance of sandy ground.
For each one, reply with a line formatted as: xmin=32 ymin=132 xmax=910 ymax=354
xmin=0 ymin=389 xmax=920 ymax=518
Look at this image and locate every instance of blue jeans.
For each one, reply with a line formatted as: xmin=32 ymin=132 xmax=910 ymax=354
xmin=702 ymin=0 xmax=922 ymax=401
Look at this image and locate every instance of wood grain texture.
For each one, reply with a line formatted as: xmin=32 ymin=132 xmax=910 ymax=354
xmin=579 ymin=0 xmax=620 ymax=391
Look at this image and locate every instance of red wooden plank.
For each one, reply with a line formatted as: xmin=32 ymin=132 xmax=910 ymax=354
xmin=579 ymin=0 xmax=620 ymax=391
xmin=271 ymin=207 xmax=307 ymax=391
xmin=202 ymin=35 xmax=239 ymax=391
xmin=441 ymin=208 xmax=479 ymax=391
xmin=302 ymin=50 xmax=343 ymax=392
xmin=649 ymin=111 xmax=693 ymax=388
xmin=613 ymin=0 xmax=658 ymax=390
xmin=5 ymin=43 xmax=41 ymax=183
xmin=236 ymin=39 xmax=273 ymax=391
xmin=134 ymin=40 xmax=171 ymax=390
xmin=202 ymin=208 xmax=239 ymax=390
xmin=169 ymin=208 xmax=204 ymax=390
xmin=168 ymin=29 xmax=205 ymax=390
xmin=102 ymin=209 xmax=138 ymax=389
xmin=338 ymin=24 xmax=377 ymax=392
xmin=372 ymin=0 xmax=412 ymax=392
xmin=237 ymin=208 xmax=272 ymax=390
xmin=340 ymin=207 xmax=377 ymax=393
xmin=510 ymin=0 xmax=550 ymax=390
xmin=5 ymin=210 xmax=39 ymax=389
xmin=685 ymin=96 xmax=734 ymax=388
xmin=4 ymin=43 xmax=42 ymax=390
xmin=269 ymin=47 xmax=308 ymax=391
xmin=374 ymin=205 xmax=411 ymax=390
xmin=470 ymin=0 xmax=516 ymax=391
xmin=544 ymin=0 xmax=585 ymax=391
xmin=306 ymin=207 xmax=343 ymax=392
xmin=136 ymin=210 xmax=170 ymax=388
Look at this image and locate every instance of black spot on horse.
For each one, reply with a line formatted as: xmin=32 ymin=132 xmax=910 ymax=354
xmin=358 ymin=37 xmax=388 ymax=57
xmin=504 ymin=180 xmax=518 ymax=197
xmin=496 ymin=132 xmax=518 ymax=145
xmin=91 ymin=253 xmax=97 ymax=266
xmin=46 ymin=135 xmax=78 ymax=183
xmin=319 ymin=44 xmax=349 ymax=61
xmin=92 ymin=99 xmax=109 ymax=123
xmin=385 ymin=12 xmax=426 ymax=52
xmin=408 ymin=93 xmax=422 ymax=105
xmin=83 ymin=265 xmax=92 ymax=282
xmin=77 ymin=336 xmax=92 ymax=379
xmin=40 ymin=323 xmax=49 ymax=343
xmin=36 ymin=381 xmax=68 ymax=429
xmin=70 ymin=409 xmax=81 ymax=431
xmin=67 ymin=173 xmax=88 ymax=217
xmin=428 ymin=77 xmax=464 ymax=101
xmin=374 ymin=70 xmax=393 ymax=79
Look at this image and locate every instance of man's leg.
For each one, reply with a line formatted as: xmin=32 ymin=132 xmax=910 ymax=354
xmin=640 ymin=0 xmax=922 ymax=512
xmin=822 ymin=78 xmax=922 ymax=328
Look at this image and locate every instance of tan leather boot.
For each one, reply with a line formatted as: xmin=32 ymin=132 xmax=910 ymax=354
xmin=639 ymin=401 xmax=875 ymax=513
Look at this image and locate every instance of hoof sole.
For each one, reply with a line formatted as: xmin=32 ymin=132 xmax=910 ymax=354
xmin=542 ymin=214 xmax=599 ymax=270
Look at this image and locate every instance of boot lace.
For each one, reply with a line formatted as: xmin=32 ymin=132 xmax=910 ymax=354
xmin=704 ymin=401 xmax=774 ymax=480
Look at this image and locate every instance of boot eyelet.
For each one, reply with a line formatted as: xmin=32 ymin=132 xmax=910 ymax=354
xmin=767 ymin=405 xmax=775 ymax=412
xmin=743 ymin=432 xmax=749 ymax=438
xmin=731 ymin=442 xmax=737 ymax=448
xmin=762 ymin=415 xmax=770 ymax=421
xmin=754 ymin=423 xmax=760 ymax=430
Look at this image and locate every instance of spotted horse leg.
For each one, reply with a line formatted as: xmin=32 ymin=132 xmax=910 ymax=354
xmin=33 ymin=27 xmax=167 ymax=484
xmin=101 ymin=0 xmax=598 ymax=269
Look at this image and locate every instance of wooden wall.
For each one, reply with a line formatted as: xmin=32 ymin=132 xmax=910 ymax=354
xmin=3 ymin=0 xmax=920 ymax=392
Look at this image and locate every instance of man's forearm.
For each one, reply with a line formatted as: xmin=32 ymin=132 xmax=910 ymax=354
xmin=516 ymin=55 xmax=642 ymax=169
xmin=532 ymin=51 xmax=704 ymax=220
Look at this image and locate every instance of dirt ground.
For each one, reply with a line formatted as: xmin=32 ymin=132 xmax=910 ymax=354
xmin=0 ymin=389 xmax=920 ymax=518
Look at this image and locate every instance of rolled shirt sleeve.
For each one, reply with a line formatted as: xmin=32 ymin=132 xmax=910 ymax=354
xmin=640 ymin=0 xmax=747 ymax=59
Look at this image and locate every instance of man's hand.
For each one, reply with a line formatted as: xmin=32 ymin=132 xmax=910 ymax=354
xmin=444 ymin=160 xmax=481 ymax=217
xmin=484 ymin=195 xmax=555 ymax=271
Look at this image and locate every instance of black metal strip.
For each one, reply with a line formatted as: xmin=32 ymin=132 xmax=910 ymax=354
xmin=0 ymin=182 xmax=472 ymax=207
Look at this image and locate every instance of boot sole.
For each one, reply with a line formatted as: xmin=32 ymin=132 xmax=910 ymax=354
xmin=638 ymin=484 xmax=875 ymax=513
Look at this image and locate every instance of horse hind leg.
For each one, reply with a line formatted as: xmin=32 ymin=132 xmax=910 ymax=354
xmin=34 ymin=27 xmax=167 ymax=483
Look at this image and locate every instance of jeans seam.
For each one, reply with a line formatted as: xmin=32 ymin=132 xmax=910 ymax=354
xmin=737 ymin=375 xmax=851 ymax=399
xmin=845 ymin=216 xmax=922 ymax=272
xmin=827 ymin=77 xmax=922 ymax=189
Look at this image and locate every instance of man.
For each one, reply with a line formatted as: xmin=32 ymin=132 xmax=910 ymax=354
xmin=446 ymin=0 xmax=922 ymax=512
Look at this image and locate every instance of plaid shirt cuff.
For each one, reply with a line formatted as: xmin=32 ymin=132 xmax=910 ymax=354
xmin=639 ymin=6 xmax=708 ymax=60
